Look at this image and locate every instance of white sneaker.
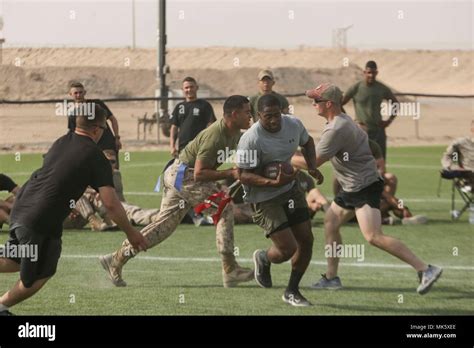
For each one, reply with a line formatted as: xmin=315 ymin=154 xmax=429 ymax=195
xmin=382 ymin=216 xmax=401 ymax=225
xmin=403 ymin=215 xmax=428 ymax=225
xmin=417 ymin=265 xmax=442 ymax=295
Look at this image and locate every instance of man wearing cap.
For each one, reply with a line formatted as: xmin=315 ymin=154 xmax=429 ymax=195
xmin=305 ymin=83 xmax=442 ymax=295
xmin=249 ymin=69 xmax=289 ymax=122
xmin=342 ymin=61 xmax=399 ymax=160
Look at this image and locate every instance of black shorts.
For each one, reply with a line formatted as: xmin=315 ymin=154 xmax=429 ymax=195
xmin=6 ymin=225 xmax=62 ymax=288
xmin=334 ymin=179 xmax=384 ymax=210
xmin=98 ymin=128 xmax=117 ymax=151
xmin=252 ymin=183 xmax=310 ymax=238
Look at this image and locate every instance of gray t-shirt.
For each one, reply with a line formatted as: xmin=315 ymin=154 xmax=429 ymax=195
xmin=317 ymin=113 xmax=379 ymax=192
xmin=237 ymin=115 xmax=309 ymax=203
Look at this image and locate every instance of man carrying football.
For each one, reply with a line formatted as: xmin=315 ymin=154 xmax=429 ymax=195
xmin=236 ymin=94 xmax=324 ymax=307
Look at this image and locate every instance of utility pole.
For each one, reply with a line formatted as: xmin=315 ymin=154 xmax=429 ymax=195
xmin=156 ymin=0 xmax=169 ymax=144
xmin=0 ymin=16 xmax=4 ymax=65
xmin=132 ymin=0 xmax=136 ymax=49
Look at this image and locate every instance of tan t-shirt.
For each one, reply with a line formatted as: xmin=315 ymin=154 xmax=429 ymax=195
xmin=317 ymin=113 xmax=380 ymax=192
xmin=179 ymin=118 xmax=241 ymax=169
xmin=441 ymin=137 xmax=474 ymax=171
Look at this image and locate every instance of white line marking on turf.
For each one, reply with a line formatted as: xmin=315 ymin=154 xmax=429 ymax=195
xmin=5 ymin=163 xmax=443 ymax=177
xmin=121 ymin=192 xmax=459 ymax=203
xmin=122 ymin=162 xmax=168 ymax=168
xmin=62 ymin=255 xmax=474 ymax=271
xmin=120 ymin=162 xmax=442 ymax=170
xmin=387 ymin=164 xmax=440 ymax=170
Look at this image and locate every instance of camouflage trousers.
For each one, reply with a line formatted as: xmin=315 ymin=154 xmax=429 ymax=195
xmin=62 ymin=190 xmax=97 ymax=229
xmin=121 ymin=202 xmax=160 ymax=226
xmin=114 ymin=160 xmax=236 ymax=269
xmin=65 ymin=188 xmax=160 ymax=229
xmin=76 ymin=189 xmax=97 ymax=217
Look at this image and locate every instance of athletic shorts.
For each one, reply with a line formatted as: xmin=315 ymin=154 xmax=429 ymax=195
xmin=98 ymin=128 xmax=117 ymax=151
xmin=5 ymin=225 xmax=62 ymax=288
xmin=368 ymin=127 xmax=387 ymax=160
xmin=251 ymin=183 xmax=310 ymax=238
xmin=334 ymin=178 xmax=384 ymax=211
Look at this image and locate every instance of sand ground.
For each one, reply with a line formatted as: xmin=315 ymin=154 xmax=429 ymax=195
xmin=0 ymin=98 xmax=471 ymax=153
xmin=1 ymin=47 xmax=472 ymax=153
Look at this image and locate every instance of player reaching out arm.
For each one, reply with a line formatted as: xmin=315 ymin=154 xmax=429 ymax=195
xmin=99 ymin=95 xmax=255 ymax=289
xmin=0 ymin=105 xmax=147 ymax=316
xmin=305 ymin=83 xmax=441 ymax=294
xmin=97 ymin=186 xmax=148 ymax=249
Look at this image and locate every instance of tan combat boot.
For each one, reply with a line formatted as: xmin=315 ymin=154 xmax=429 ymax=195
xmin=88 ymin=215 xmax=108 ymax=231
xmin=99 ymin=253 xmax=127 ymax=287
xmin=222 ymin=255 xmax=254 ymax=288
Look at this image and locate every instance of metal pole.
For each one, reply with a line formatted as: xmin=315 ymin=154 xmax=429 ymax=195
xmin=414 ymin=96 xmax=419 ymax=139
xmin=132 ymin=0 xmax=136 ymax=49
xmin=157 ymin=0 xmax=168 ymax=144
xmin=0 ymin=40 xmax=4 ymax=65
xmin=0 ymin=15 xmax=4 ymax=65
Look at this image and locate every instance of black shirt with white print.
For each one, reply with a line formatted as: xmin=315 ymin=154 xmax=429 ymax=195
xmin=170 ymin=99 xmax=216 ymax=152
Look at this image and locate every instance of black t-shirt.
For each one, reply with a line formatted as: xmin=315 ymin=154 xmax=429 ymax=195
xmin=0 ymin=174 xmax=18 ymax=192
xmin=67 ymin=99 xmax=117 ymax=151
xmin=170 ymin=99 xmax=216 ymax=152
xmin=10 ymin=132 xmax=114 ymax=238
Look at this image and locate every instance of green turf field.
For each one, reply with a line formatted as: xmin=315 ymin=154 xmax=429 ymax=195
xmin=0 ymin=146 xmax=472 ymax=315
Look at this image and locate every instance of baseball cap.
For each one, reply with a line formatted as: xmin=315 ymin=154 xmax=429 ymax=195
xmin=258 ymin=69 xmax=274 ymax=81
xmin=305 ymin=83 xmax=343 ymax=104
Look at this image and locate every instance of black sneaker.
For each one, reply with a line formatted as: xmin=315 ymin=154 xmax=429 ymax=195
xmin=0 ymin=310 xmax=14 ymax=316
xmin=282 ymin=289 xmax=312 ymax=307
xmin=253 ymin=249 xmax=272 ymax=288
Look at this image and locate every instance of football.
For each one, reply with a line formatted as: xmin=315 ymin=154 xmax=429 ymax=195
xmin=262 ymin=161 xmax=294 ymax=179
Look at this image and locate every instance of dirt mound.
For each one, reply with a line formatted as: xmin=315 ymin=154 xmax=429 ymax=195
xmin=3 ymin=47 xmax=473 ymax=95
xmin=1 ymin=64 xmax=364 ymax=101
